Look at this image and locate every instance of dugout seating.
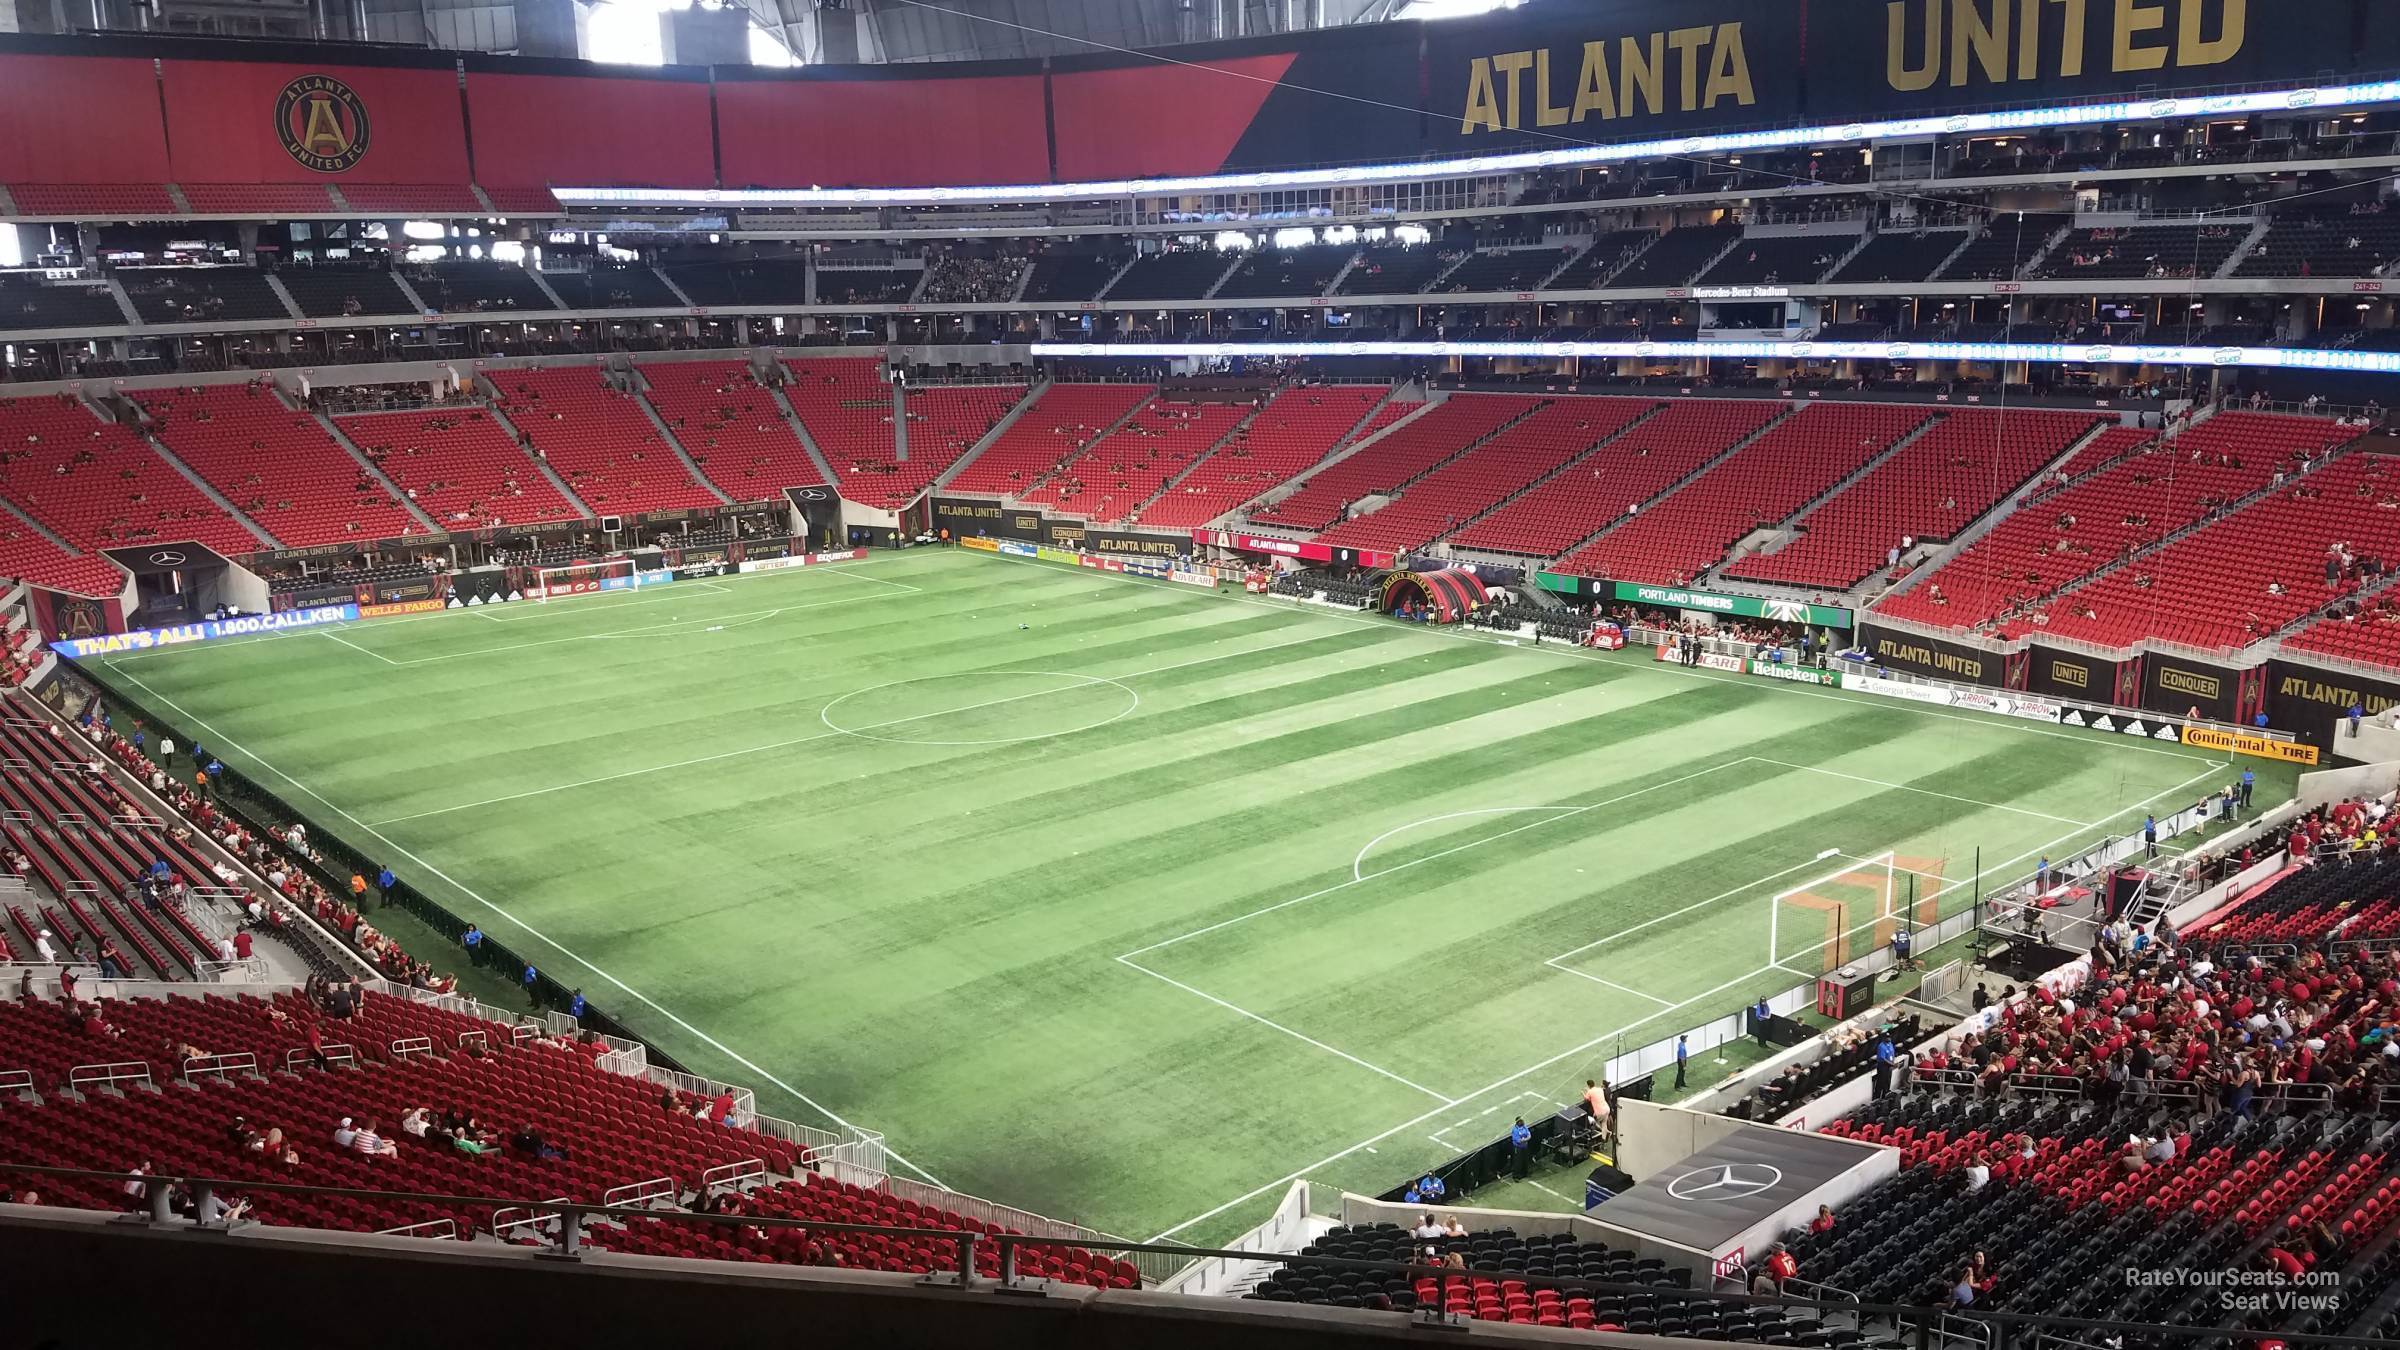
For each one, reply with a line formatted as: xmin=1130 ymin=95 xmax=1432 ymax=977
xmin=338 ymin=408 xmax=583 ymax=528
xmin=1606 ymin=224 xmax=1741 ymax=289
xmin=1139 ymin=386 xmax=1392 ymax=531
xmin=1019 ymin=399 xmax=1248 ymax=524
xmin=1557 ymin=403 xmax=1930 ymax=586
xmin=1335 ymin=245 xmax=1454 ymax=296
xmin=1449 ymin=399 xmax=1786 ymax=558
xmin=2018 ymin=453 xmax=2400 ymax=650
xmin=588 ymin=1176 xmax=1140 ymax=1289
xmin=271 ymin=266 xmax=417 ymax=319
xmin=1827 ymin=230 xmax=1971 ymax=284
xmin=1725 ymin=409 xmax=2104 ymax=590
xmin=0 ymin=988 xmax=793 ymax=1241
xmin=133 ymin=385 xmax=421 ymax=547
xmin=637 ymin=360 xmax=822 ymax=502
xmin=942 ymin=384 xmax=1152 ymax=497
xmin=1316 ymin=397 xmax=1654 ymax=555
xmin=1698 ymin=235 xmax=1850 ymax=287
xmin=1873 ymin=413 xmax=2355 ymax=634
xmin=491 ymin=369 xmax=721 ymax=516
xmin=0 ymin=395 xmax=260 ymax=556
xmin=1255 ymin=394 xmax=1539 ymax=533
xmin=3 ymin=183 xmax=175 ymax=219
xmin=1102 ymin=252 xmax=1237 ymax=302
xmin=119 ymin=268 xmax=291 ymax=324
xmin=1212 ymin=246 xmax=1357 ymax=300
xmin=1433 ymin=248 xmax=1571 ymax=293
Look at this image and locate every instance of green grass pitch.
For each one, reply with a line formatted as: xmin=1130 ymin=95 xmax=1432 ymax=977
xmin=86 ymin=547 xmax=2277 ymax=1246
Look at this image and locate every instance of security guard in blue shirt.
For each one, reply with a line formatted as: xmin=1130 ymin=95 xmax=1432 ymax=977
xmin=1510 ymin=1118 xmax=1533 ymax=1178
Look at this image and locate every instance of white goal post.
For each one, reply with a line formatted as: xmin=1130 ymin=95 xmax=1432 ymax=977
xmin=1767 ymin=849 xmax=1901 ymax=977
xmin=532 ymin=558 xmax=640 ymax=602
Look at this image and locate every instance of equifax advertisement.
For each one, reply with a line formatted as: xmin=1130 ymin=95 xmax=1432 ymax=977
xmin=51 ymin=604 xmax=359 ymax=659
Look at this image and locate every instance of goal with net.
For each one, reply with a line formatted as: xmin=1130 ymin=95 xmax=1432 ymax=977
xmin=1766 ymin=850 xmax=1945 ymax=977
xmin=531 ymin=559 xmax=641 ymax=602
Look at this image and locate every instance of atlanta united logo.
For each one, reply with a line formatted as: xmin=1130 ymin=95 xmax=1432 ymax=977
xmin=274 ymin=75 xmax=370 ymax=173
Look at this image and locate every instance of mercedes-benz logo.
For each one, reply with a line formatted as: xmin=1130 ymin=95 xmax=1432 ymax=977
xmin=1665 ymin=1163 xmax=1784 ymax=1201
xmin=148 ymin=550 xmax=186 ymax=566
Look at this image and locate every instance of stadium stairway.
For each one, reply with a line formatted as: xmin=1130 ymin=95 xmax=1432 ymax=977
xmin=762 ymin=382 xmax=845 ymax=492
xmin=1257 ymin=394 xmax=1545 ymax=533
xmin=1702 ymin=411 xmax=1960 ymax=585
xmin=313 ymin=411 xmax=445 ymax=536
xmin=625 ymin=367 xmax=739 ymax=506
xmin=132 ymin=421 xmax=283 ymax=552
xmin=1120 ymin=398 xmax=1270 ymax=522
xmin=1236 ymin=392 xmax=1433 ymax=519
xmin=927 ymin=382 xmax=1047 ymax=493
xmin=1531 ymin=401 xmax=1794 ymax=569
xmin=474 ymin=394 xmax=598 ymax=520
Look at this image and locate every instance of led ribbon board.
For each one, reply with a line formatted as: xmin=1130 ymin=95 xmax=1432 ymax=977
xmin=553 ymin=79 xmax=2400 ymax=209
xmin=1029 ymin=339 xmax=2400 ymax=377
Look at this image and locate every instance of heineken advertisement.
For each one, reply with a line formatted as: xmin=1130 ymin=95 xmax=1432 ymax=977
xmin=1613 ymin=582 xmax=1852 ymax=630
xmin=1746 ymin=659 xmax=1840 ymax=687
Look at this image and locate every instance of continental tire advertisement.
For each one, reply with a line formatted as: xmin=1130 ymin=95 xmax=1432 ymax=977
xmin=2180 ymin=724 xmax=2320 ymax=766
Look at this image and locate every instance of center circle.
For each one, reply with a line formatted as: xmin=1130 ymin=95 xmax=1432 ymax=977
xmin=819 ymin=670 xmax=1140 ymax=746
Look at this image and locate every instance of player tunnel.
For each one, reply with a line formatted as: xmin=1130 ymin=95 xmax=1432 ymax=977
xmin=1377 ymin=568 xmax=1490 ymax=623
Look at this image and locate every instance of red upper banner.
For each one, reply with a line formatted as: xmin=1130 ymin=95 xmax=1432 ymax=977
xmin=0 ymin=55 xmax=170 ymax=184
xmin=715 ymin=74 xmax=1049 ymax=189
xmin=465 ymin=72 xmax=715 ymax=188
xmin=160 ymin=59 xmax=470 ymax=184
xmin=1049 ymin=54 xmax=1295 ymax=181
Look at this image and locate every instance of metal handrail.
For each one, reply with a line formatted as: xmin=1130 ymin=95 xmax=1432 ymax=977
xmin=3 ymin=1159 xmax=2399 ymax=1349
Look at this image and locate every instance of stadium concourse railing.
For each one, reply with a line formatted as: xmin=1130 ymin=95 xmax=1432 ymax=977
xmin=5 ymin=1163 xmax=2398 ymax=1350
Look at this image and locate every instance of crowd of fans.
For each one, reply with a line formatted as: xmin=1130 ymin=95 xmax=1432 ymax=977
xmin=917 ymin=256 xmax=1026 ymax=304
xmin=70 ymin=705 xmax=460 ymax=996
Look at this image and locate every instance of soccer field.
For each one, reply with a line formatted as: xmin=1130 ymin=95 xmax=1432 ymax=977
xmin=85 ymin=547 xmax=2260 ymax=1245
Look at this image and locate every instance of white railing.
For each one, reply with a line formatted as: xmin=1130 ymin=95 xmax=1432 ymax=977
xmin=490 ymin=1198 xmax=570 ymax=1237
xmin=0 ymin=1068 xmax=32 ymax=1096
xmin=284 ymin=1043 xmax=354 ymax=1070
xmin=388 ymin=1036 xmax=433 ymax=1060
xmin=68 ymin=1060 xmax=153 ymax=1091
xmin=602 ymin=1176 xmax=677 ymax=1209
xmin=377 ymin=1218 xmax=457 ymax=1240
xmin=1155 ymin=1179 xmax=1314 ymax=1296
xmin=701 ymin=1159 xmax=766 ymax=1194
xmin=181 ymin=1052 xmax=254 ymax=1082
